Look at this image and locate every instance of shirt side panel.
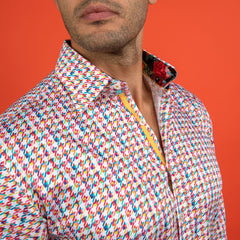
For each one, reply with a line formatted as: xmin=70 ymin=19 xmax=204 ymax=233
xmin=161 ymin=83 xmax=227 ymax=239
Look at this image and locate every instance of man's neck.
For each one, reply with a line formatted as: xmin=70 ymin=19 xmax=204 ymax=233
xmin=70 ymin=30 xmax=149 ymax=109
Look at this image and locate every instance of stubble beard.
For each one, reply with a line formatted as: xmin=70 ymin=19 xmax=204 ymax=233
xmin=62 ymin=13 xmax=145 ymax=55
xmin=70 ymin=23 xmax=135 ymax=53
xmin=61 ymin=4 xmax=147 ymax=54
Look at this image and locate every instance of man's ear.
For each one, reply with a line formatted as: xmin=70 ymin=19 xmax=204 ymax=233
xmin=53 ymin=0 xmax=60 ymax=10
xmin=149 ymin=0 xmax=157 ymax=5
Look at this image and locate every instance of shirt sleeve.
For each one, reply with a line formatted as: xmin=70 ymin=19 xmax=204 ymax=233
xmin=206 ymin=113 xmax=228 ymax=239
xmin=210 ymin=189 xmax=228 ymax=239
xmin=0 ymin=164 xmax=48 ymax=239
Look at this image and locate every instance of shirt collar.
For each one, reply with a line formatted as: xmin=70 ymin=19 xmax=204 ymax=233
xmin=54 ymin=40 xmax=177 ymax=111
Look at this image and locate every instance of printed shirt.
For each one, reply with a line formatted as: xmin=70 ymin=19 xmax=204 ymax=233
xmin=0 ymin=41 xmax=227 ymax=239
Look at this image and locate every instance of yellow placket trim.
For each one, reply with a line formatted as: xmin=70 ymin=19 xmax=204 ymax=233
xmin=119 ymin=93 xmax=166 ymax=166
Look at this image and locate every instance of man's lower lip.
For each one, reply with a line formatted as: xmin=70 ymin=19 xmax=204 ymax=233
xmin=81 ymin=12 xmax=116 ymax=22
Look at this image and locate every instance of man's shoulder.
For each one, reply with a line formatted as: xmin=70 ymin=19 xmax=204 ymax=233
xmin=169 ymin=83 xmax=209 ymax=114
xmin=168 ymin=83 xmax=212 ymax=131
xmin=0 ymin=72 xmax=65 ymax=137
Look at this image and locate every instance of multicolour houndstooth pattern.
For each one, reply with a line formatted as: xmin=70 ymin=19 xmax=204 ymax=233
xmin=0 ymin=41 xmax=226 ymax=239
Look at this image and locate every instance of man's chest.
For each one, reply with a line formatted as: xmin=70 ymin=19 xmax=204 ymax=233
xmin=36 ymin=113 xmax=178 ymax=238
xmin=31 ymin=101 xmax=215 ymax=238
xmin=1 ymin=87 xmax=222 ymax=239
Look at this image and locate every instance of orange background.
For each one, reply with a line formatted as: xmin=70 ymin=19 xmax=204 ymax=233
xmin=0 ymin=0 xmax=239 ymax=238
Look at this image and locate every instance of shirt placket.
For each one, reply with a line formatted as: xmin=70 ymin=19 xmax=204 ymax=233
xmin=112 ymin=80 xmax=166 ymax=165
xmin=111 ymin=79 xmax=180 ymax=239
xmin=158 ymin=88 xmax=181 ymax=239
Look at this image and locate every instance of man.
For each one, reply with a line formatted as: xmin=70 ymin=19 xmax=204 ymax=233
xmin=0 ymin=0 xmax=227 ymax=239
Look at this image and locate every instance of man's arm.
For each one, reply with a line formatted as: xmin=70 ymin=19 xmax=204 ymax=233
xmin=0 ymin=163 xmax=48 ymax=239
xmin=206 ymin=114 xmax=227 ymax=239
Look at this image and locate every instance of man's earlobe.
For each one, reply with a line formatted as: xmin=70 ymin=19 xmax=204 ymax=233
xmin=149 ymin=0 xmax=157 ymax=5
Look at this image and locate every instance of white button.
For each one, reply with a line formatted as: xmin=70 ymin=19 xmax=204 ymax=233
xmin=179 ymin=213 xmax=184 ymax=219
xmin=113 ymin=82 xmax=121 ymax=90
xmin=139 ymin=119 xmax=145 ymax=125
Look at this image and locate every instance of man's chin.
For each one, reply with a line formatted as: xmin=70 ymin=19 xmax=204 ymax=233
xmin=73 ymin=36 xmax=128 ymax=53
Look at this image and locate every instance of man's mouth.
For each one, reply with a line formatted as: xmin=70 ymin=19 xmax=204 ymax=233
xmin=80 ymin=4 xmax=118 ymax=22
